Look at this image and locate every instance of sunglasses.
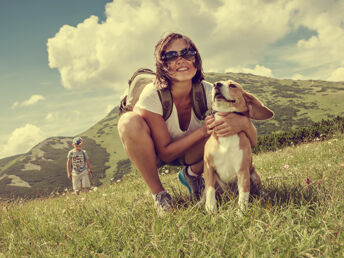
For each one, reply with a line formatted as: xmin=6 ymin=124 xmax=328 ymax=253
xmin=161 ymin=48 xmax=197 ymax=62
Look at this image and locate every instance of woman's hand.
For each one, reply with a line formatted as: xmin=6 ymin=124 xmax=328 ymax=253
xmin=209 ymin=112 xmax=250 ymax=137
xmin=205 ymin=112 xmax=257 ymax=147
xmin=204 ymin=115 xmax=215 ymax=135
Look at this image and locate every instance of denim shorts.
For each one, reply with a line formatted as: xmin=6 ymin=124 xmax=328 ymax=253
xmin=157 ymin=155 xmax=186 ymax=168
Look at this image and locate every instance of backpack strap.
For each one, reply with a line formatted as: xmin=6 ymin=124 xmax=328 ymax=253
xmin=191 ymin=82 xmax=208 ymax=120
xmin=157 ymin=88 xmax=173 ymax=121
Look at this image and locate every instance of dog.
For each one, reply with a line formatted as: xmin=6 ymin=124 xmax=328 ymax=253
xmin=204 ymin=80 xmax=274 ymax=213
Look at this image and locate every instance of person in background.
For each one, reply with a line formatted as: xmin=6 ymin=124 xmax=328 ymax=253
xmin=67 ymin=137 xmax=93 ymax=195
xmin=117 ymin=32 xmax=258 ymax=214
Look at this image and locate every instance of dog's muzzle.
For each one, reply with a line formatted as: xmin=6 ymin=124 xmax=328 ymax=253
xmin=214 ymin=91 xmax=236 ymax=103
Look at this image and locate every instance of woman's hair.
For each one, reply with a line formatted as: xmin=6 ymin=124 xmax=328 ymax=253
xmin=154 ymin=33 xmax=204 ymax=90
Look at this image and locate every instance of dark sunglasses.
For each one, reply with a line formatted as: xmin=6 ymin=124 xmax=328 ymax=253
xmin=161 ymin=48 xmax=197 ymax=62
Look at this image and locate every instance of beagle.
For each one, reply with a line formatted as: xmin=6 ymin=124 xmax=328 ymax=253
xmin=204 ymin=80 xmax=274 ymax=213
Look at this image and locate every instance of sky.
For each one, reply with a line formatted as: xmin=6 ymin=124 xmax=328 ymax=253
xmin=0 ymin=0 xmax=344 ymax=159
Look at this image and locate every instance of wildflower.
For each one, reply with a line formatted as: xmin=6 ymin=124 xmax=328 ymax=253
xmin=305 ymin=177 xmax=311 ymax=185
xmin=116 ymin=179 xmax=121 ymax=183
xmin=283 ymin=165 xmax=289 ymax=170
xmin=165 ymin=169 xmax=169 ymax=174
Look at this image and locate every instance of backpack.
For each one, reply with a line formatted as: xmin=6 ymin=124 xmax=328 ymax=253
xmin=119 ymin=68 xmax=208 ymax=120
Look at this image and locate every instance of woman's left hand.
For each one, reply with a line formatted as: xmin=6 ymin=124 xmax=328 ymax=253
xmin=212 ymin=112 xmax=250 ymax=137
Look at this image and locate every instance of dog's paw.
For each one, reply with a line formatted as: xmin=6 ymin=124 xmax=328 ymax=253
xmin=238 ymin=192 xmax=249 ymax=213
xmin=205 ymin=201 xmax=217 ymax=213
xmin=236 ymin=207 xmax=246 ymax=218
xmin=205 ymin=187 xmax=217 ymax=213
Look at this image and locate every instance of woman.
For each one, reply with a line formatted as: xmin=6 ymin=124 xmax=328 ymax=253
xmin=117 ymin=33 xmax=258 ymax=214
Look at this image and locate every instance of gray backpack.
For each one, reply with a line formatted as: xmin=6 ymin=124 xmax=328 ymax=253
xmin=119 ymin=68 xmax=208 ymax=120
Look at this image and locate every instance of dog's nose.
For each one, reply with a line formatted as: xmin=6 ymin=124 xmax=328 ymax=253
xmin=214 ymin=82 xmax=223 ymax=89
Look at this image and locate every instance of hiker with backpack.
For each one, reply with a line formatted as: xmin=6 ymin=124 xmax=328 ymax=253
xmin=118 ymin=32 xmax=258 ymax=214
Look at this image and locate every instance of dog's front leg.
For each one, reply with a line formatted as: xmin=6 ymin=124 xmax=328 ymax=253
xmin=204 ymin=161 xmax=217 ymax=213
xmin=237 ymin=169 xmax=250 ymax=213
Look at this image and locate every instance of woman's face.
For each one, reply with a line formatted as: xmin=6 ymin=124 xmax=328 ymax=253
xmin=164 ymin=38 xmax=197 ymax=83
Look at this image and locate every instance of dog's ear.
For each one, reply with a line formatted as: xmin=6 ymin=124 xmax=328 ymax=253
xmin=243 ymin=92 xmax=274 ymax=120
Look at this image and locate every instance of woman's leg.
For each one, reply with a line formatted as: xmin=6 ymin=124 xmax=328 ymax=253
xmin=118 ymin=112 xmax=164 ymax=195
xmin=178 ymin=137 xmax=208 ymax=200
xmin=184 ymin=137 xmax=208 ymax=174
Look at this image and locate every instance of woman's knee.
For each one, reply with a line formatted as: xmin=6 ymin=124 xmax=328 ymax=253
xmin=118 ymin=112 xmax=150 ymax=140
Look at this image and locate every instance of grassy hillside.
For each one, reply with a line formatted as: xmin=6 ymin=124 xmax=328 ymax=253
xmin=0 ymin=72 xmax=343 ymax=200
xmin=0 ymin=137 xmax=108 ymax=199
xmin=1 ymin=133 xmax=343 ymax=256
xmin=206 ymin=72 xmax=344 ymax=134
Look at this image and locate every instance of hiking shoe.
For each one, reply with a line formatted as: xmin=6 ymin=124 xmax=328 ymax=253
xmin=178 ymin=167 xmax=204 ymax=201
xmin=153 ymin=191 xmax=172 ymax=215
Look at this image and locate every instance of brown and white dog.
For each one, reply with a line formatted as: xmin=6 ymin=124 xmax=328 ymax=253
xmin=204 ymin=80 xmax=274 ymax=213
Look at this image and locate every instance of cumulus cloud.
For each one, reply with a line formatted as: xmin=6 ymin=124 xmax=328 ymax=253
xmin=281 ymin=0 xmax=344 ymax=79
xmin=327 ymin=67 xmax=344 ymax=82
xmin=12 ymin=94 xmax=45 ymax=109
xmin=225 ymin=65 xmax=273 ymax=77
xmin=45 ymin=110 xmax=81 ymax=123
xmin=47 ymin=0 xmax=344 ymax=90
xmin=47 ymin=0 xmax=290 ymax=90
xmin=0 ymin=124 xmax=46 ymax=159
xmin=291 ymin=73 xmax=310 ymax=80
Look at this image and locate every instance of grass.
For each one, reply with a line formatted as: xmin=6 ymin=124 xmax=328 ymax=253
xmin=1 ymin=134 xmax=344 ymax=257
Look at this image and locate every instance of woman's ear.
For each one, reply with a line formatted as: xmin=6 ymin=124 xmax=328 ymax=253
xmin=243 ymin=92 xmax=274 ymax=120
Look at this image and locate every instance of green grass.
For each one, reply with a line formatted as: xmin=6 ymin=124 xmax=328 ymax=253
xmin=1 ymin=134 xmax=344 ymax=257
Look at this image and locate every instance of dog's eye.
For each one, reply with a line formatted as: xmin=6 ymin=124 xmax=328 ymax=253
xmin=229 ymin=83 xmax=236 ymax=88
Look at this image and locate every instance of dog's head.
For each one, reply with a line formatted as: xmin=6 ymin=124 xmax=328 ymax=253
xmin=211 ymin=80 xmax=274 ymax=120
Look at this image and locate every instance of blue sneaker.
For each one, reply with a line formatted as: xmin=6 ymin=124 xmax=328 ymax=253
xmin=178 ymin=167 xmax=204 ymax=201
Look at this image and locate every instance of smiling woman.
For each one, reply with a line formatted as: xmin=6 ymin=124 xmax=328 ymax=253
xmin=117 ymin=32 xmax=258 ymax=215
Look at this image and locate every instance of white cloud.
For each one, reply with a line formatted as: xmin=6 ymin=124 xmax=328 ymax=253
xmin=46 ymin=0 xmax=291 ymax=90
xmin=225 ymin=65 xmax=273 ymax=77
xmin=12 ymin=94 xmax=46 ymax=109
xmin=45 ymin=110 xmax=81 ymax=124
xmin=12 ymin=101 xmax=19 ymax=109
xmin=291 ymin=73 xmax=310 ymax=80
xmin=280 ymin=0 xmax=344 ymax=79
xmin=22 ymin=95 xmax=45 ymax=106
xmin=46 ymin=0 xmax=344 ymax=88
xmin=327 ymin=67 xmax=344 ymax=82
xmin=0 ymin=124 xmax=46 ymax=159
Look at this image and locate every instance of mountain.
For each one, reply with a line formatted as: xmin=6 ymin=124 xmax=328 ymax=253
xmin=1 ymin=72 xmax=343 ymax=199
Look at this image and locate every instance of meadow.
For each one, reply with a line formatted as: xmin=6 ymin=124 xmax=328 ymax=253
xmin=1 ymin=133 xmax=343 ymax=257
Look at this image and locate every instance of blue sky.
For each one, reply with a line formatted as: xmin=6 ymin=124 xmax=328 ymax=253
xmin=1 ymin=0 xmax=343 ymax=158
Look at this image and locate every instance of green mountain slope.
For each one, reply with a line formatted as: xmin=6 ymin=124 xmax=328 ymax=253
xmin=1 ymin=72 xmax=343 ymax=199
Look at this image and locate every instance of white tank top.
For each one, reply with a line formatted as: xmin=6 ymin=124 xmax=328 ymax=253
xmin=134 ymin=81 xmax=212 ymax=141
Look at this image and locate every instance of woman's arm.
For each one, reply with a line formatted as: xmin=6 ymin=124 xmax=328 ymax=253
xmin=138 ymin=108 xmax=209 ymax=163
xmin=206 ymin=113 xmax=257 ymax=148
